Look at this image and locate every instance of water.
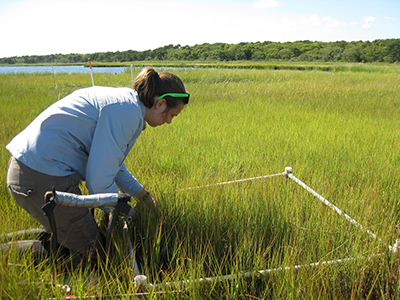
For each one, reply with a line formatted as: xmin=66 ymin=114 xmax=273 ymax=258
xmin=0 ymin=65 xmax=130 ymax=74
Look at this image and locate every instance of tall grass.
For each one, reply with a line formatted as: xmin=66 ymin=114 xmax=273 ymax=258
xmin=88 ymin=60 xmax=400 ymax=74
xmin=1 ymin=65 xmax=400 ymax=298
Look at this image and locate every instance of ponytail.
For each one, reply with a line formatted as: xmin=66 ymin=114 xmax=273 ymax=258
xmin=133 ymin=67 xmax=187 ymax=109
xmin=133 ymin=67 xmax=159 ymax=108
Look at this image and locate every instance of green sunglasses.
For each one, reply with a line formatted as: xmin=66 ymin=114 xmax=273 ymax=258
xmin=157 ymin=93 xmax=190 ymax=104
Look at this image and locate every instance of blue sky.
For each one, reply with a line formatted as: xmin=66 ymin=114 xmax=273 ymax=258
xmin=0 ymin=0 xmax=398 ymax=58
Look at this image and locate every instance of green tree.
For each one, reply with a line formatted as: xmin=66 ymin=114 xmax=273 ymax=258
xmin=384 ymin=39 xmax=400 ymax=62
xmin=341 ymin=42 xmax=364 ymax=62
xmin=363 ymin=41 xmax=382 ymax=62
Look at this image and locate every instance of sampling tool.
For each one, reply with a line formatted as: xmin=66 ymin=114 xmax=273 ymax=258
xmin=40 ymin=188 xmax=140 ymax=281
xmin=2 ymin=189 xmax=155 ymax=297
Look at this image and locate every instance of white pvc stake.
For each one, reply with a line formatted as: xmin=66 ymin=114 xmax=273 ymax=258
xmin=124 ymin=221 xmax=141 ymax=276
xmin=88 ymin=58 xmax=95 ymax=86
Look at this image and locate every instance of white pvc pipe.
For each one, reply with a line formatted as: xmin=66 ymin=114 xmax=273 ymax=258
xmin=135 ymin=253 xmax=380 ymax=290
xmin=124 ymin=220 xmax=141 ymax=277
xmin=53 ymin=191 xmax=119 ymax=208
xmin=284 ymin=167 xmax=379 ymax=241
xmin=89 ymin=58 xmax=94 ymax=86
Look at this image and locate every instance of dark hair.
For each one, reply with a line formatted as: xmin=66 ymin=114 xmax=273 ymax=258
xmin=133 ymin=67 xmax=187 ymax=109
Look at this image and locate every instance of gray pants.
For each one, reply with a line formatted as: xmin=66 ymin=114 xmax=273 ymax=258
xmin=7 ymin=157 xmax=103 ymax=258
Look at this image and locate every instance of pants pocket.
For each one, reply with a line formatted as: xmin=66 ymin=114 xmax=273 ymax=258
xmin=8 ymin=184 xmax=36 ymax=197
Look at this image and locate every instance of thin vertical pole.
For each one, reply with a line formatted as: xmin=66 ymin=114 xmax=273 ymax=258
xmin=88 ymin=58 xmax=95 ymax=86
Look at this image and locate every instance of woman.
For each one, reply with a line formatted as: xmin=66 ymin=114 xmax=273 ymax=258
xmin=6 ymin=67 xmax=189 ymax=261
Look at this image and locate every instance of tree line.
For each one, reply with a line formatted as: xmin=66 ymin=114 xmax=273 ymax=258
xmin=1 ymin=39 xmax=399 ymax=64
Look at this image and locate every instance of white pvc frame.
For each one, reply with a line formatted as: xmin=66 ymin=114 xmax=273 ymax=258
xmin=135 ymin=166 xmax=400 ymax=290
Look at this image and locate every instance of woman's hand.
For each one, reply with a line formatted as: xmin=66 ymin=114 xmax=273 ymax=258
xmin=136 ymin=188 xmax=159 ymax=210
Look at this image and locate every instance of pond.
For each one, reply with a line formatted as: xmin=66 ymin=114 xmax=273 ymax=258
xmin=0 ymin=65 xmax=131 ymax=74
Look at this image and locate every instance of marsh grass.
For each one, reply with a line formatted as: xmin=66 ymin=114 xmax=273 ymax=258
xmin=85 ymin=60 xmax=400 ymax=74
xmin=1 ymin=64 xmax=400 ymax=298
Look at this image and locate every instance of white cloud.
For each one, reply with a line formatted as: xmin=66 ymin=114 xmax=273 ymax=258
xmin=362 ymin=16 xmax=376 ymax=28
xmin=364 ymin=16 xmax=376 ymax=23
xmin=274 ymin=13 xmax=365 ymax=42
xmin=253 ymin=0 xmax=280 ymax=9
xmin=282 ymin=14 xmax=346 ymax=30
xmin=385 ymin=16 xmax=395 ymax=22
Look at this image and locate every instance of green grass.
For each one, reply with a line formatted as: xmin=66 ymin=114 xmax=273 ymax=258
xmin=1 ymin=64 xmax=400 ymax=298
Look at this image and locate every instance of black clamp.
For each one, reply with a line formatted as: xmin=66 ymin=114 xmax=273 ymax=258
xmin=42 ymin=187 xmax=57 ymax=216
xmin=115 ymin=193 xmax=133 ymax=216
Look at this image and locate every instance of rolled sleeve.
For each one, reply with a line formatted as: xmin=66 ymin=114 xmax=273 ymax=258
xmin=115 ymin=163 xmax=144 ymax=196
xmin=85 ymin=102 xmax=143 ymax=195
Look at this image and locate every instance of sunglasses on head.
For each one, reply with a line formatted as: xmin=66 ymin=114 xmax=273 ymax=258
xmin=157 ymin=93 xmax=190 ymax=104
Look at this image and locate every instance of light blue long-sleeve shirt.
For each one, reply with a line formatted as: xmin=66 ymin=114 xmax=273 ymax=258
xmin=6 ymin=86 xmax=146 ymax=196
